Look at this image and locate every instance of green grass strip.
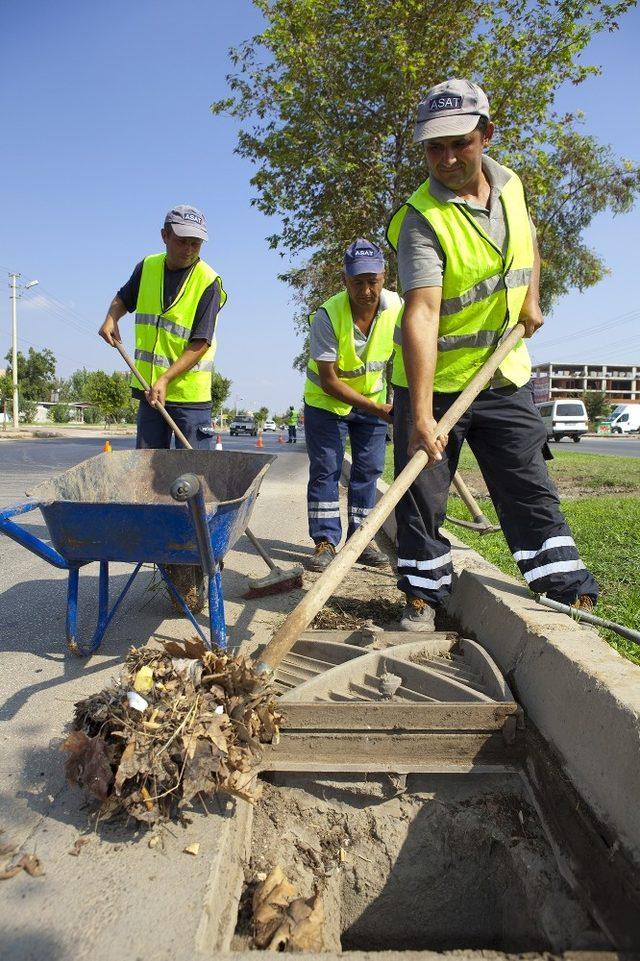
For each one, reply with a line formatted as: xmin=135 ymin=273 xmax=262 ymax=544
xmin=380 ymin=446 xmax=640 ymax=665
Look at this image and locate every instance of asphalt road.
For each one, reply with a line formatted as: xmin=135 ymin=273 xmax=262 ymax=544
xmin=0 ymin=431 xmax=306 ymax=508
xmin=547 ymin=435 xmax=640 ymax=457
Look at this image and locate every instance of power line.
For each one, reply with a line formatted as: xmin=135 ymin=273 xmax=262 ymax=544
xmin=540 ymin=307 xmax=640 ymax=351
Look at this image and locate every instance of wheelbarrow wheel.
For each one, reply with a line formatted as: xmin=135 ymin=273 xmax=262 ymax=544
xmin=165 ymin=563 xmax=206 ymax=614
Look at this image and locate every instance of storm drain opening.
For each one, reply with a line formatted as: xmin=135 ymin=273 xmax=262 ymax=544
xmin=232 ymin=771 xmax=610 ymax=954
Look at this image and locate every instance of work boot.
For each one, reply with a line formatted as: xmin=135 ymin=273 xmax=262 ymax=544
xmin=307 ymin=540 xmax=336 ymax=572
xmin=399 ymin=595 xmax=436 ymax=632
xmin=358 ymin=542 xmax=390 ymax=568
xmin=572 ymin=594 xmax=596 ymax=613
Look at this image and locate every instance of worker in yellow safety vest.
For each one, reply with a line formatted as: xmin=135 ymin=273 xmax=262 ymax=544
xmin=99 ymin=204 xmax=226 ymax=449
xmin=286 ymin=406 xmax=299 ymax=444
xmin=304 ymin=239 xmax=403 ymax=571
xmin=388 ymin=79 xmax=598 ymax=631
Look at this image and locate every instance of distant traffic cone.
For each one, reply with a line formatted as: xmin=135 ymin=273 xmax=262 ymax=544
xmin=215 ymin=434 xmax=223 ymax=451
xmin=103 ymin=440 xmax=112 ymax=452
xmin=256 ymin=431 xmax=264 ymax=449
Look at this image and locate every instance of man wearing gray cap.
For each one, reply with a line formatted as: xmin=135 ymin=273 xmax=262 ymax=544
xmin=387 ymin=79 xmax=598 ymax=630
xmin=303 ymin=239 xmax=403 ymax=571
xmin=99 ymin=204 xmax=226 ymax=449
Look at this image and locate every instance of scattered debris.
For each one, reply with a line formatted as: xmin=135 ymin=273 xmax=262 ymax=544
xmin=311 ymin=597 xmax=402 ymax=630
xmin=68 ymin=838 xmax=91 ymax=857
xmin=183 ymin=843 xmax=200 ymax=856
xmin=0 ymin=854 xmax=45 ymax=880
xmin=252 ymin=865 xmax=325 ymax=952
xmin=379 ymin=671 xmax=402 ymax=698
xmin=63 ymin=640 xmax=282 ymax=825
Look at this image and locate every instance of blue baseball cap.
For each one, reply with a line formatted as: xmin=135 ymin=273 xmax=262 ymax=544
xmin=344 ymin=239 xmax=385 ymax=276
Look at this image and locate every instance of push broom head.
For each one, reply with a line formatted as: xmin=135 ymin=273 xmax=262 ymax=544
xmin=243 ymin=564 xmax=304 ymax=599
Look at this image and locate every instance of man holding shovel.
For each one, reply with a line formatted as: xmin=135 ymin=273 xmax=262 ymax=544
xmin=99 ymin=204 xmax=226 ymax=449
xmin=98 ymin=204 xmax=227 ymax=610
xmin=387 ymin=79 xmax=598 ymax=631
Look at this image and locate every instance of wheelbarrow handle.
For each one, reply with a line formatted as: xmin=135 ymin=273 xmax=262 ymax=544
xmin=170 ymin=473 xmax=217 ymax=576
xmin=0 ymin=500 xmax=68 ymax=569
xmin=113 ymin=341 xmax=192 ymax=449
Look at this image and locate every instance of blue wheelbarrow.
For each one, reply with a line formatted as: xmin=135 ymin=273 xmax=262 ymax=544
xmin=0 ymin=448 xmax=276 ymax=655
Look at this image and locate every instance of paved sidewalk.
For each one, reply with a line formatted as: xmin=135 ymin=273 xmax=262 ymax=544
xmin=0 ymin=449 xmax=314 ymax=961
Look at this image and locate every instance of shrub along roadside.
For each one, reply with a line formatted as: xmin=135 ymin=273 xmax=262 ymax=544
xmin=381 ymin=447 xmax=640 ymax=666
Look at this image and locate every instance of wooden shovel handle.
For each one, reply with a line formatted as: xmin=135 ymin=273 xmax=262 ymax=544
xmin=256 ymin=323 xmax=526 ymax=671
xmin=114 ymin=341 xmax=192 ymax=449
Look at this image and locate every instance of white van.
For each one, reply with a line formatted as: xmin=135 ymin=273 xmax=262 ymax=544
xmin=536 ymin=399 xmax=589 ymax=443
xmin=604 ymin=404 xmax=640 ymax=434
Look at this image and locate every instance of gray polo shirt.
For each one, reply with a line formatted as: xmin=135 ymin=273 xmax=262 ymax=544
xmin=309 ymin=289 xmax=399 ymax=362
xmin=396 ymin=154 xmax=535 ymax=292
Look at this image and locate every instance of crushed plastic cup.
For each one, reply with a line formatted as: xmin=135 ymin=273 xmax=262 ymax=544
xmin=127 ymin=691 xmax=149 ymax=712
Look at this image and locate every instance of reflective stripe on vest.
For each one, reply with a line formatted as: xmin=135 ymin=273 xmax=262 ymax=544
xmin=387 ymin=164 xmax=533 ymax=392
xmin=304 ymin=289 xmax=402 ymax=416
xmin=133 ymin=253 xmax=227 ymax=404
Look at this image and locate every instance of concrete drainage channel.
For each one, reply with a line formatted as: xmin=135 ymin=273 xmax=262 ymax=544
xmin=231 ymin=772 xmax=606 ymax=954
xmin=195 ymin=631 xmax=640 ymax=958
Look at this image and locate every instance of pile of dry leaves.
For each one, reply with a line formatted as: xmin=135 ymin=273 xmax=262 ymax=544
xmin=62 ymin=639 xmax=282 ymax=824
xmin=252 ymin=866 xmax=324 ymax=952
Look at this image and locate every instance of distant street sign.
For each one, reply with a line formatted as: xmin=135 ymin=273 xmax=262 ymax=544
xmin=533 ymin=375 xmax=550 ymax=404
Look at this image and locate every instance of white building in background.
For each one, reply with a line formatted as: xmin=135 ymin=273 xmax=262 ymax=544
xmin=532 ymin=362 xmax=639 ymax=404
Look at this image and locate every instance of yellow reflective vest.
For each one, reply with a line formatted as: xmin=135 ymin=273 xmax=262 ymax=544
xmin=304 ymin=289 xmax=403 ymax=416
xmin=387 ymin=164 xmax=533 ymax=392
xmin=133 ymin=254 xmax=227 ymax=404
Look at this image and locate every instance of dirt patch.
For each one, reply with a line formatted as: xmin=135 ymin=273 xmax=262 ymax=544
xmin=232 ymin=773 xmax=608 ymax=954
xmin=312 ymin=596 xmax=403 ymax=630
xmin=455 ymin=467 xmax=636 ymax=500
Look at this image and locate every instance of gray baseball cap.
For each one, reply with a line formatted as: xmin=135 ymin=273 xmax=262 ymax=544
xmin=164 ymin=204 xmax=208 ymax=241
xmin=413 ymin=79 xmax=490 ymax=143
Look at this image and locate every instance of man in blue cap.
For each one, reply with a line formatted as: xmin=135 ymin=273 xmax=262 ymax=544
xmin=99 ymin=204 xmax=226 ymax=450
xmin=99 ymin=204 xmax=227 ymax=612
xmin=303 ymin=239 xmax=403 ymax=571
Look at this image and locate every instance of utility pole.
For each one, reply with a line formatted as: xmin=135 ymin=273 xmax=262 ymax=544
xmin=10 ymin=272 xmax=19 ymax=430
xmin=7 ymin=271 xmax=38 ymax=430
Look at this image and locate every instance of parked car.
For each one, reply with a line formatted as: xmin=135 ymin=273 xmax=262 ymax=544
xmin=536 ymin=399 xmax=588 ymax=443
xmin=230 ymin=415 xmax=257 ymax=436
xmin=263 ymin=419 xmax=277 ymax=432
xmin=602 ymin=404 xmax=640 ymax=434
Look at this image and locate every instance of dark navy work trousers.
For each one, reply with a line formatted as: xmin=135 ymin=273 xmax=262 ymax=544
xmin=136 ymin=400 xmax=214 ymax=449
xmin=305 ymin=402 xmax=388 ymax=546
xmin=393 ymin=383 xmax=599 ymax=606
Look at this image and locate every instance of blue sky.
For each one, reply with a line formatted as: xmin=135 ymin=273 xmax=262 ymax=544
xmin=1 ymin=0 xmax=638 ymax=413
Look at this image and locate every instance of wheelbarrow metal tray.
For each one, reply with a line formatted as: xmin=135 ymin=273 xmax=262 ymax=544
xmin=28 ymin=449 xmax=276 ymax=565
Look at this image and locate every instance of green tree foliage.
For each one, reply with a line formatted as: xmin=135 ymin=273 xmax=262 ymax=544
xmin=212 ymin=0 xmax=639 ymax=367
xmin=84 ymin=371 xmax=131 ymax=424
xmin=255 ymin=405 xmax=270 ymax=425
xmin=211 ymin=371 xmax=232 ymax=412
xmin=48 ymin=403 xmax=72 ymax=424
xmin=59 ymin=368 xmax=93 ymax=403
xmin=582 ymin=390 xmax=611 ymax=422
xmin=19 ymin=399 xmax=38 ymax=424
xmin=3 ymin=347 xmax=57 ymax=400
xmin=82 ymin=405 xmax=103 ymax=425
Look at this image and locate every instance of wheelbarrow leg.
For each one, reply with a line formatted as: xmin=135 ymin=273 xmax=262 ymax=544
xmin=169 ymin=472 xmax=228 ymax=651
xmin=208 ymin=568 xmax=227 ymax=650
xmin=158 ymin=564 xmax=210 ymax=649
xmin=66 ymin=561 xmax=144 ymax=656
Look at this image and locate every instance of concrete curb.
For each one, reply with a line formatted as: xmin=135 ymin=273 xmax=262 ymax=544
xmin=342 ymin=454 xmax=640 ymax=867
